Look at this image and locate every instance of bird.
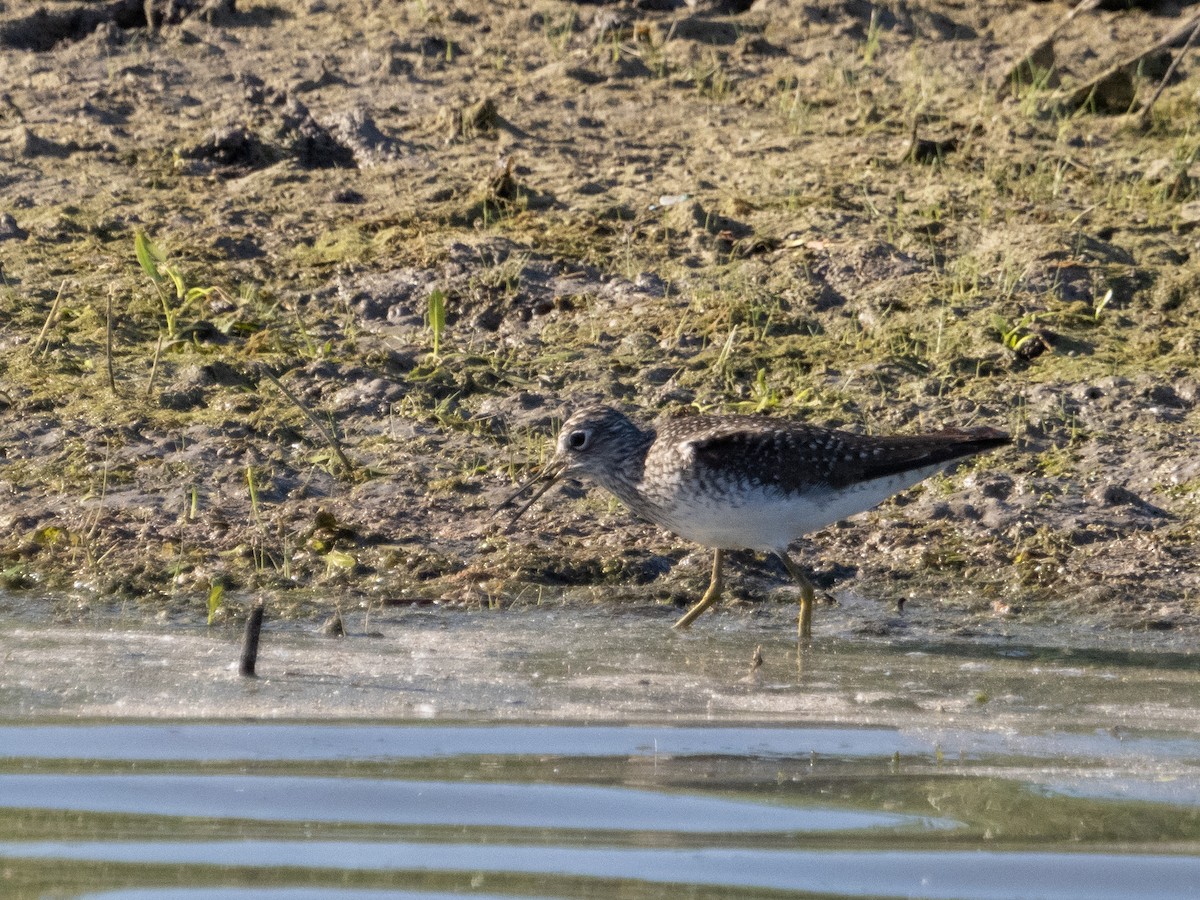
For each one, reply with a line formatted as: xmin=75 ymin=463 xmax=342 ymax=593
xmin=501 ymin=405 xmax=1011 ymax=638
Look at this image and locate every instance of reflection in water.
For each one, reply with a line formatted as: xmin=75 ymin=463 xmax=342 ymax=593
xmin=0 ymin=772 xmax=941 ymax=832
xmin=1 ymin=716 xmax=1198 ymax=898
xmin=0 ymin=607 xmax=1198 ymax=898
xmin=5 ymin=840 xmax=1200 ymax=900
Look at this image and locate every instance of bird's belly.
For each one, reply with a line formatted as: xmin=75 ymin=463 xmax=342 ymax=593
xmin=645 ymin=467 xmax=947 ymax=552
xmin=656 ymin=490 xmax=831 ymax=551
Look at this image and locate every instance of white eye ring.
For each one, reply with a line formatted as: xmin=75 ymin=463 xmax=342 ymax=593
xmin=568 ymin=430 xmax=589 ymax=450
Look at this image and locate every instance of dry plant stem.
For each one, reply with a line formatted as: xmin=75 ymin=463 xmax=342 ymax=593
xmin=1139 ymin=18 xmax=1200 ymax=126
xmin=1046 ymin=0 xmax=1100 ymax=38
xmin=898 ymin=118 xmax=919 ymax=164
xmin=260 ymin=367 xmax=355 ymax=477
xmin=32 ymin=279 xmax=68 ymax=357
xmin=1067 ymin=12 xmax=1200 ymax=108
xmin=999 ymin=0 xmax=1100 ymax=93
xmin=105 ymin=286 xmax=116 ymax=395
xmin=85 ymin=440 xmax=111 ymax=543
xmin=146 ymin=331 xmax=164 ymax=397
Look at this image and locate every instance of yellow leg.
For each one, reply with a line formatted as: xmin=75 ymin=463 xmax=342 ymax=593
xmin=778 ymin=551 xmax=815 ymax=640
xmin=673 ymin=549 xmax=725 ymax=630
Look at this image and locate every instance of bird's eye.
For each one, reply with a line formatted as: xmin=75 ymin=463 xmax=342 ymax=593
xmin=568 ymin=430 xmax=589 ymax=451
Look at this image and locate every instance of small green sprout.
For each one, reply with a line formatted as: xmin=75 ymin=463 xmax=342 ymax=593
xmin=427 ymin=289 xmax=447 ymax=357
xmin=134 ymin=230 xmax=223 ymax=338
xmin=206 ymin=581 xmax=224 ymax=626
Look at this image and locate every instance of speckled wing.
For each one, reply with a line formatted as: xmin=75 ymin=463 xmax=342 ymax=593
xmin=658 ymin=416 xmax=1010 ymax=494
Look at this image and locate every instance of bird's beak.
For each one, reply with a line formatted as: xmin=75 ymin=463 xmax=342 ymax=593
xmin=495 ymin=457 xmax=567 ymax=528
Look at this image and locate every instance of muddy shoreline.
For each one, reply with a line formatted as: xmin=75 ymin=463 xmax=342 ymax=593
xmin=1 ymin=0 xmax=1199 ymax=632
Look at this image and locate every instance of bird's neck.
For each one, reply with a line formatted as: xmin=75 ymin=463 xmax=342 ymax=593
xmin=592 ymin=426 xmax=656 ymax=506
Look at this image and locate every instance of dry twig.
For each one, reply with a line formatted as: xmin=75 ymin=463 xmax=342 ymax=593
xmin=1064 ymin=12 xmax=1200 ymax=113
xmin=1138 ymin=17 xmax=1200 ymax=127
xmin=259 ymin=366 xmax=356 ymax=478
xmin=105 ymin=285 xmax=117 ymax=395
xmin=32 ymin=279 xmax=68 ymax=357
xmin=999 ymin=0 xmax=1101 ymax=96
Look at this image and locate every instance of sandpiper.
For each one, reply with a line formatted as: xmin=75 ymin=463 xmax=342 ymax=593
xmin=503 ymin=405 xmax=1010 ymax=638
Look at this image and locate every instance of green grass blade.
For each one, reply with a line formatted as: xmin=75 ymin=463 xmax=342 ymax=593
xmin=206 ymin=581 xmax=224 ymax=626
xmin=428 ymin=289 xmax=446 ymax=356
xmin=164 ymin=266 xmax=185 ymax=299
xmin=134 ymin=230 xmax=163 ymax=282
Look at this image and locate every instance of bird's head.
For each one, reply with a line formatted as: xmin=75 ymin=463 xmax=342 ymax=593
xmin=499 ymin=405 xmax=645 ymax=526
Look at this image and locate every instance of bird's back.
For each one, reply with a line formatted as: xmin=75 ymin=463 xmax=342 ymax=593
xmin=652 ymin=415 xmax=1008 ymax=491
xmin=635 ymin=414 xmax=1010 ymax=551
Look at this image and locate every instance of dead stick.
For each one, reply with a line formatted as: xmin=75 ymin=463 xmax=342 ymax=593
xmin=260 ymin=367 xmax=355 ymax=477
xmin=105 ymin=286 xmax=116 ymax=395
xmin=146 ymin=331 xmax=165 ymax=397
xmin=1000 ymin=0 xmax=1100 ymax=94
xmin=1065 ymin=12 xmax=1200 ymax=108
xmin=1033 ymin=0 xmax=1099 ymax=46
xmin=33 ymin=279 xmax=68 ymax=356
xmin=239 ymin=601 xmax=265 ymax=677
xmin=1140 ymin=18 xmax=1200 ymax=126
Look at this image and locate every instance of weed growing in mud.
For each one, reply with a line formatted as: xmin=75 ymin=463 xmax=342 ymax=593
xmin=498 ymin=416 xmax=559 ymax=485
xmin=260 ymin=368 xmax=355 ymax=478
xmin=777 ymin=79 xmax=814 ymax=136
xmin=861 ymin=8 xmax=883 ymax=65
xmin=1015 ymin=65 xmax=1058 ymax=118
xmin=134 ymin=231 xmax=228 ymax=342
xmin=542 ymin=8 xmax=575 ymax=54
xmin=30 ymin=279 xmax=69 ymax=357
xmin=713 ymin=323 xmax=740 ymax=375
xmin=738 ymin=368 xmax=781 ymax=414
xmin=145 ymin=331 xmax=165 ymax=397
xmin=396 ymin=389 xmax=464 ymax=430
xmin=427 ymin=289 xmax=447 ymax=358
xmin=693 ymin=52 xmax=733 ymax=102
xmin=206 ymin=581 xmax=224 ymax=626
xmin=246 ymin=465 xmax=263 ymax=553
xmin=993 ymin=313 xmax=1047 ymax=358
xmin=242 ymin=465 xmax=293 ymax=580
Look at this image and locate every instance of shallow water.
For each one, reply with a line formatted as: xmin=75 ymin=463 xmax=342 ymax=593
xmin=1 ymin=600 xmax=1198 ymax=898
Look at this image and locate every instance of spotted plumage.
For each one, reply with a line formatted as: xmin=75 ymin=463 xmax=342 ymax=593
xmin=503 ymin=405 xmax=1011 ymax=638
